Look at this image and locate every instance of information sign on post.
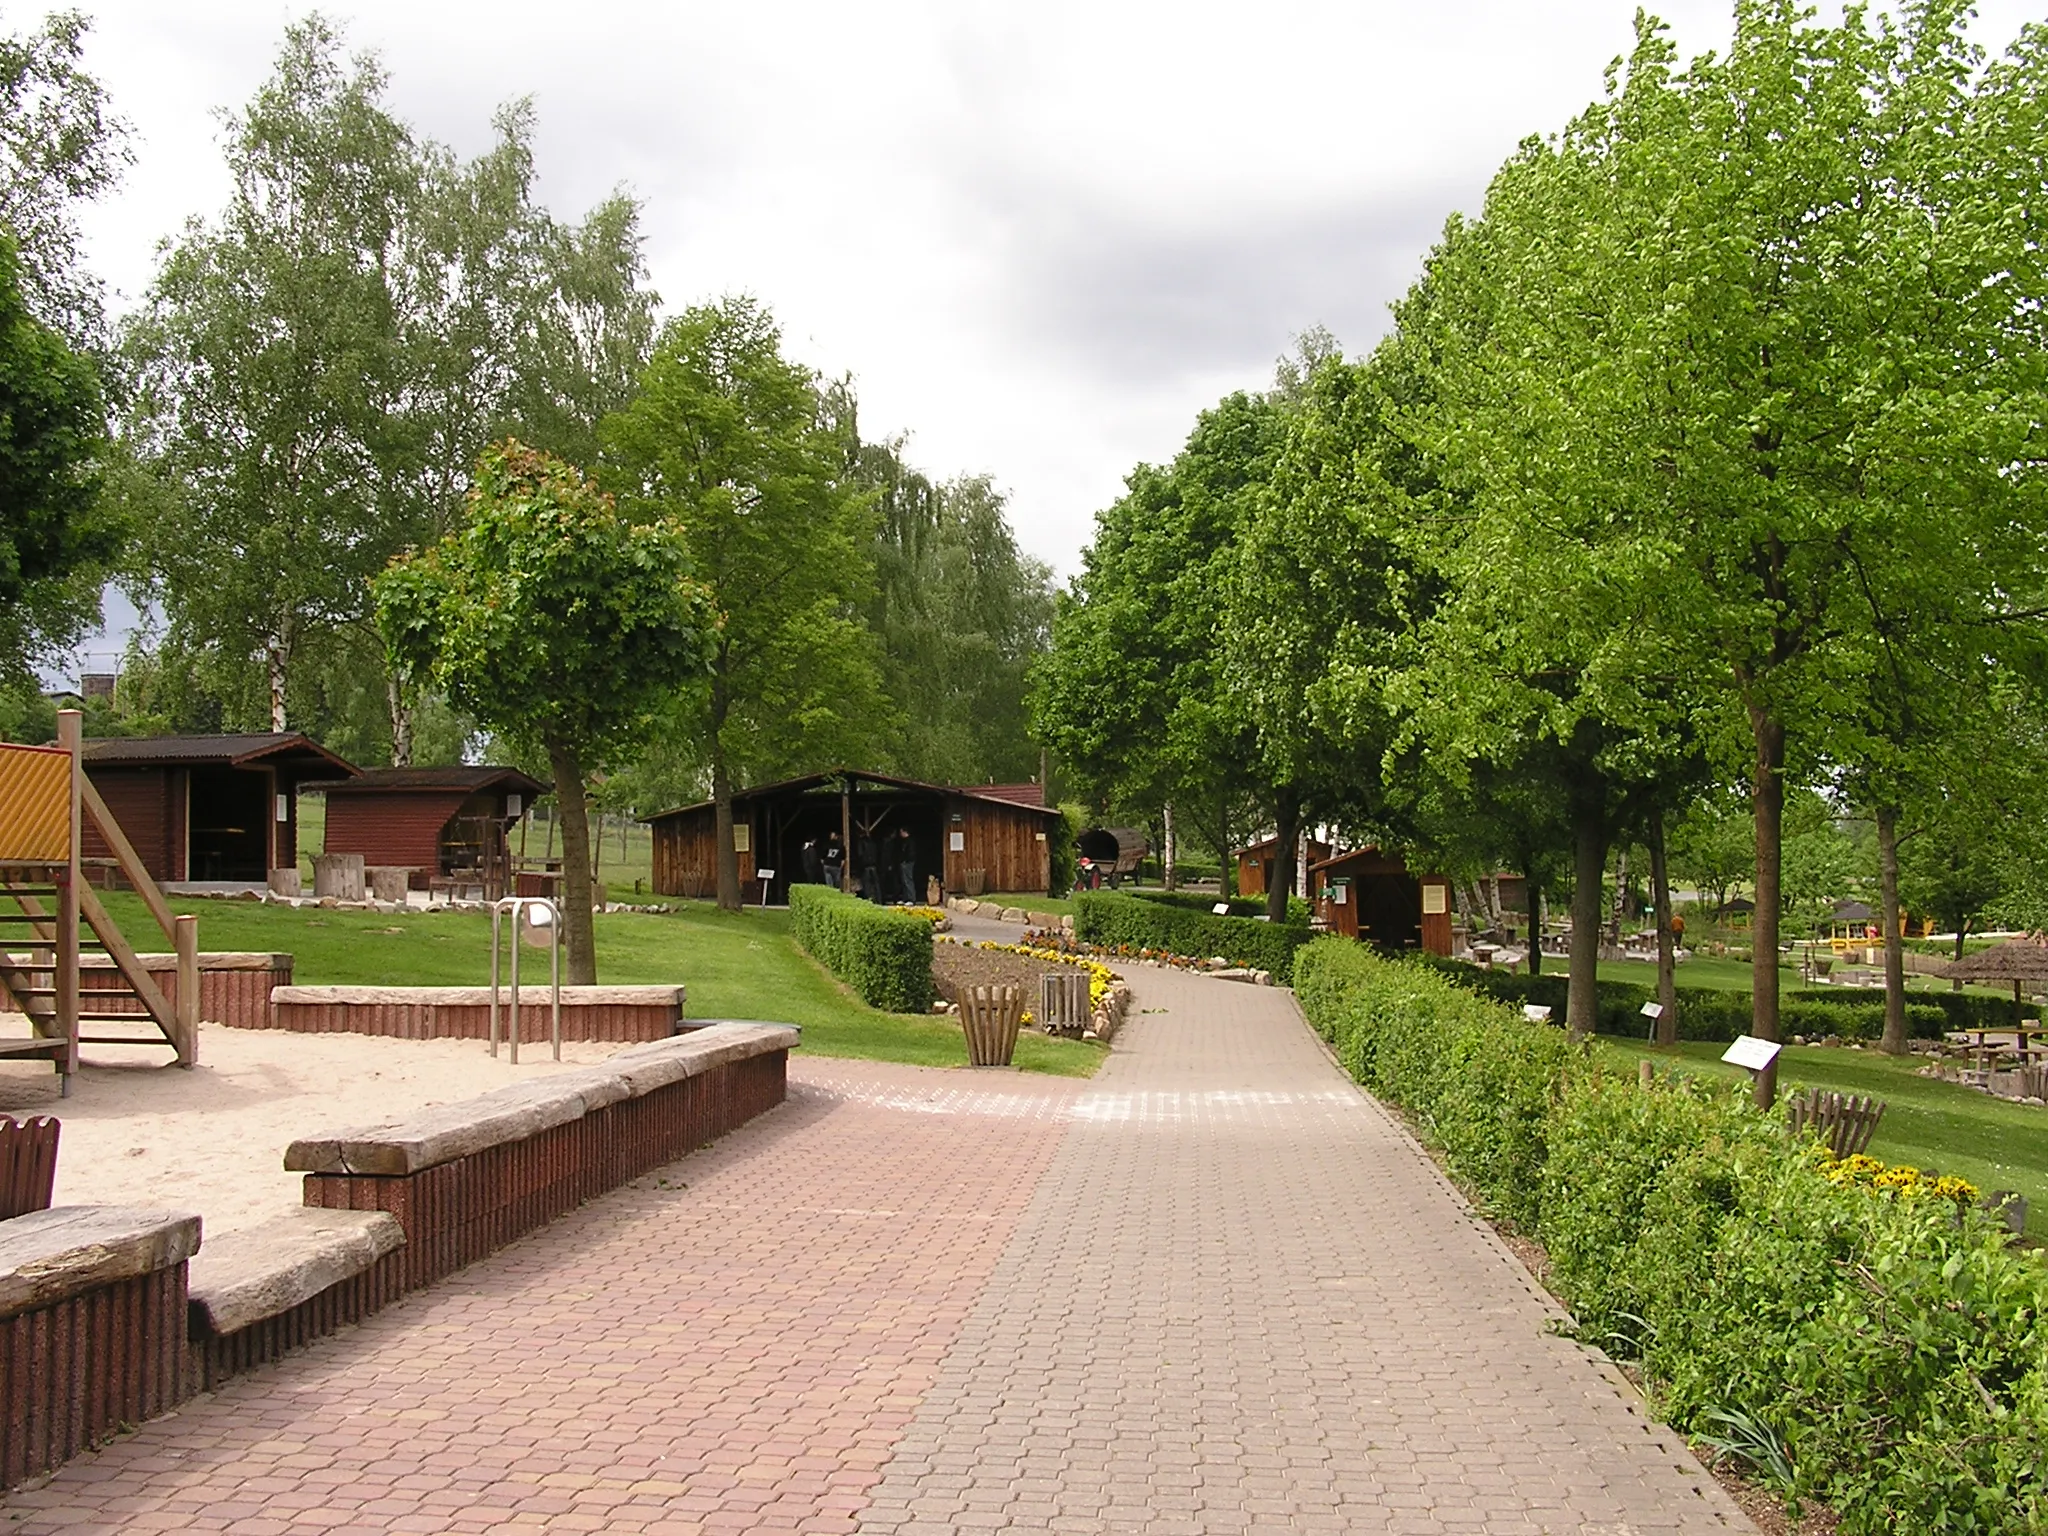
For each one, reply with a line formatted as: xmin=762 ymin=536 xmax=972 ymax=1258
xmin=1640 ymin=1000 xmax=1665 ymax=1038
xmin=1522 ymin=1004 xmax=1553 ymax=1024
xmin=1212 ymin=902 xmax=1231 ymax=916
xmin=1721 ymin=1035 xmax=1783 ymax=1073
xmin=755 ymin=868 xmax=776 ymax=910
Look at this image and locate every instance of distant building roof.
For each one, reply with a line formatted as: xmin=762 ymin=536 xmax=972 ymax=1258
xmin=307 ymin=765 xmax=546 ymax=798
xmin=645 ymin=766 xmax=1064 ymax=823
xmin=972 ymin=782 xmax=1046 ymax=807
xmin=81 ymin=733 xmax=357 ymax=776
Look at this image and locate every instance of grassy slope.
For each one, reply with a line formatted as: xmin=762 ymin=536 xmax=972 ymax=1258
xmin=1592 ymin=1037 xmax=2048 ymax=1237
xmin=94 ymin=891 xmax=1104 ymax=1078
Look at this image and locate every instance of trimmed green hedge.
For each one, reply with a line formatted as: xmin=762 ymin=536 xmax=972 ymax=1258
xmin=787 ymin=884 xmax=934 ymax=1013
xmin=1133 ymin=890 xmax=1313 ymax=923
xmin=1294 ymin=939 xmax=2048 ymax=1533
xmin=1074 ymin=890 xmax=1312 ymax=982
xmin=1421 ymin=957 xmax=2013 ymax=1042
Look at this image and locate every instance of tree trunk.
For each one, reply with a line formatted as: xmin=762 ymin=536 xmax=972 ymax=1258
xmin=1608 ymin=847 xmax=1629 ymax=944
xmin=1528 ymin=885 xmax=1545 ymax=976
xmin=1567 ymin=793 xmax=1607 ymax=1041
xmin=1162 ymin=802 xmax=1178 ymax=891
xmin=1484 ymin=874 xmax=1504 ymax=933
xmin=1649 ymin=807 xmax=1677 ymax=1046
xmin=1749 ymin=704 xmax=1787 ymax=1108
xmin=266 ymin=630 xmax=290 ymax=733
xmin=544 ymin=733 xmax=598 ymax=985
xmin=711 ymin=671 xmax=741 ymax=912
xmin=1267 ymin=789 xmax=1301 ymax=922
xmin=1877 ymin=806 xmax=1909 ymax=1055
xmin=387 ymin=674 xmax=413 ymax=768
xmin=1952 ymin=919 xmax=1969 ymax=991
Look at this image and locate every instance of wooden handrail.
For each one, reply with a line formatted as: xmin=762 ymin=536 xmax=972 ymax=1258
xmin=79 ymin=776 xmax=177 ymax=943
xmin=77 ymin=883 xmax=191 ymax=1065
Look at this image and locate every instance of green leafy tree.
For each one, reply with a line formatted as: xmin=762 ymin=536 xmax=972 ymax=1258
xmin=601 ymin=295 xmax=886 ymax=910
xmin=0 ymin=227 xmax=112 ymax=686
xmin=374 ymin=441 xmax=713 ymax=979
xmin=0 ymin=8 xmax=128 ymax=346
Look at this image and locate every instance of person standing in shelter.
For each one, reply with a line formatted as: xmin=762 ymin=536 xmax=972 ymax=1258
xmin=895 ymin=826 xmax=918 ymax=904
xmin=801 ymin=838 xmax=822 ymax=886
xmin=856 ymin=827 xmax=882 ymax=904
xmin=877 ymin=827 xmax=902 ymax=905
xmin=822 ymin=831 xmax=845 ymax=891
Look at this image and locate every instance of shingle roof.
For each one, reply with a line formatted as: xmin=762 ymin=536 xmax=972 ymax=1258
xmin=308 ymin=765 xmax=546 ymax=797
xmin=81 ymin=733 xmax=357 ymax=774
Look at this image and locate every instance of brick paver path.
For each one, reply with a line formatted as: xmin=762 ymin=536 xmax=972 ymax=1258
xmin=6 ymin=964 xmax=1754 ymax=1534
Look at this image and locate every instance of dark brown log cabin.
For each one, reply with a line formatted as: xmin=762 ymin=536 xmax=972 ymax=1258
xmin=1311 ymin=847 xmax=1454 ymax=955
xmin=646 ymin=768 xmax=1062 ymax=903
xmin=308 ymin=766 xmax=546 ymax=894
xmin=80 ymin=734 xmax=357 ymax=885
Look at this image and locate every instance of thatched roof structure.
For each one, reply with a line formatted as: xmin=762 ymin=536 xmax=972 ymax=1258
xmin=1937 ymin=934 xmax=2048 ymax=984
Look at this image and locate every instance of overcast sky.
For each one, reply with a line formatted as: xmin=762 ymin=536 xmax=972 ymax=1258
xmin=48 ymin=0 xmax=2042 ymax=679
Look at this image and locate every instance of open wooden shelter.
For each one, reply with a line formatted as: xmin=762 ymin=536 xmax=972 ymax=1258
xmin=1311 ymin=847 xmax=1454 ymax=955
xmin=81 ymin=734 xmax=356 ymax=886
xmin=646 ymin=768 xmax=1062 ymax=904
xmin=308 ymin=766 xmax=546 ymax=898
xmin=1938 ymin=934 xmax=2048 ymax=1026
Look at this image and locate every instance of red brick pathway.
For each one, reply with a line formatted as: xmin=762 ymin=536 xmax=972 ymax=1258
xmin=3 ymin=1060 xmax=1081 ymax=1535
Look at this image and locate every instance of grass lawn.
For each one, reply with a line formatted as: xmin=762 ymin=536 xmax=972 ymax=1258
xmin=1591 ymin=1036 xmax=2048 ymax=1238
xmin=93 ymin=891 xmax=1105 ymax=1078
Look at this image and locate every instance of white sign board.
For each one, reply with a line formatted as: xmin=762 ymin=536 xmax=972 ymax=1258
xmin=755 ymin=868 xmax=775 ymax=881
xmin=1331 ymin=885 xmax=1347 ymax=905
xmin=1721 ymin=1035 xmax=1783 ymax=1072
xmin=1212 ymin=902 xmax=1231 ymax=916
xmin=1421 ymin=884 xmax=1448 ymax=915
xmin=1522 ymin=1004 xmax=1553 ymax=1023
xmin=949 ymin=831 xmax=965 ymax=852
xmin=1640 ymin=1001 xmax=1665 ymax=1019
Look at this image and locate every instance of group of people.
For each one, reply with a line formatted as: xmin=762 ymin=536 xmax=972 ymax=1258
xmin=800 ymin=824 xmax=920 ymax=905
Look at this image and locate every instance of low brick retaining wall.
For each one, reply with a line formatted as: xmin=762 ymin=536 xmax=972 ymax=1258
xmin=29 ymin=952 xmax=289 ymax=1030
xmin=0 ymin=1023 xmax=794 ymax=1489
xmin=267 ymin=983 xmax=688 ymax=1042
xmin=288 ymin=1024 xmax=792 ymax=1290
xmin=0 ymin=1207 xmax=198 ymax=1488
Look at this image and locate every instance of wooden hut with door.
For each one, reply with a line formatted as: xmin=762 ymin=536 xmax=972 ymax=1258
xmin=80 ymin=734 xmax=356 ymax=886
xmin=309 ymin=766 xmax=546 ymax=899
xmin=1312 ymin=847 xmax=1454 ymax=955
xmin=1234 ymin=835 xmax=1334 ymax=901
xmin=646 ymin=768 xmax=1063 ymax=903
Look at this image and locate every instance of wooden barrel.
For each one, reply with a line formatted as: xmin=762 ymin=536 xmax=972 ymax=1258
xmin=959 ymin=984 xmax=1022 ymax=1067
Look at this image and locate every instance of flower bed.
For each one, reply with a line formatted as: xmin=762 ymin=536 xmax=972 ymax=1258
xmin=934 ymin=936 xmax=1128 ymax=1040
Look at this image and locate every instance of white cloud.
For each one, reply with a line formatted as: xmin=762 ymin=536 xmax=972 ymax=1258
xmin=59 ymin=0 xmax=2048 ymax=633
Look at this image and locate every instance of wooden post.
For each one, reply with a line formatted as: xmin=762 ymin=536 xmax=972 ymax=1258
xmin=175 ymin=915 xmax=199 ymax=1067
xmin=56 ymin=712 xmax=81 ymax=1082
xmin=840 ymin=782 xmax=853 ymax=894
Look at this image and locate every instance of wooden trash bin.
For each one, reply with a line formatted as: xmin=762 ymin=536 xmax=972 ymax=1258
xmin=959 ymin=984 xmax=1023 ymax=1067
xmin=1039 ymin=971 xmax=1090 ymax=1037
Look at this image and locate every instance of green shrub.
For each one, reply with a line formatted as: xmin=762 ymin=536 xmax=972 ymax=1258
xmin=1293 ymin=939 xmax=2048 ymax=1533
xmin=1075 ymin=890 xmax=1312 ymax=982
xmin=1422 ymin=958 xmax=1976 ymax=1043
xmin=787 ymin=883 xmax=934 ymax=1012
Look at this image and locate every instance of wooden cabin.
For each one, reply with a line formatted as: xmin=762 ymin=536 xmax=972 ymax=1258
xmin=1234 ymin=835 xmax=1334 ymax=901
xmin=309 ymin=766 xmax=546 ymax=897
xmin=1311 ymin=847 xmax=1454 ymax=955
xmin=646 ymin=768 xmax=1063 ymax=903
xmin=80 ymin=733 xmax=356 ymax=886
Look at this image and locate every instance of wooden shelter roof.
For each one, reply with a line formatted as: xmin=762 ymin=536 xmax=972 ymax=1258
xmin=1938 ymin=934 xmax=2048 ymax=983
xmin=305 ymin=765 xmax=546 ymax=797
xmin=80 ymin=733 xmax=357 ymax=776
xmin=643 ymin=767 xmax=1064 ymax=824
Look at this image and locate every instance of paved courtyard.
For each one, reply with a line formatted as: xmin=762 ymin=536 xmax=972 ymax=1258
xmin=4 ymin=963 xmax=1754 ymax=1534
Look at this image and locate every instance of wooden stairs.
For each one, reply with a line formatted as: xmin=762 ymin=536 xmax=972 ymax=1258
xmin=0 ymin=713 xmax=196 ymax=1095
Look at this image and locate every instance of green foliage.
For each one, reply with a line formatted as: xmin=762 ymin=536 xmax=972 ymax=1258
xmin=1073 ymin=891 xmax=1310 ymax=982
xmin=1295 ymin=940 xmax=2048 ymax=1532
xmin=786 ymin=882 xmax=934 ymax=1014
xmin=1046 ymin=803 xmax=1082 ymax=898
xmin=0 ymin=227 xmax=114 ymax=680
xmin=1422 ymin=957 xmax=2003 ymax=1043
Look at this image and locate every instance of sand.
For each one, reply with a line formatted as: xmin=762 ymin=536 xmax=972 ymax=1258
xmin=0 ymin=1018 xmax=627 ymax=1238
